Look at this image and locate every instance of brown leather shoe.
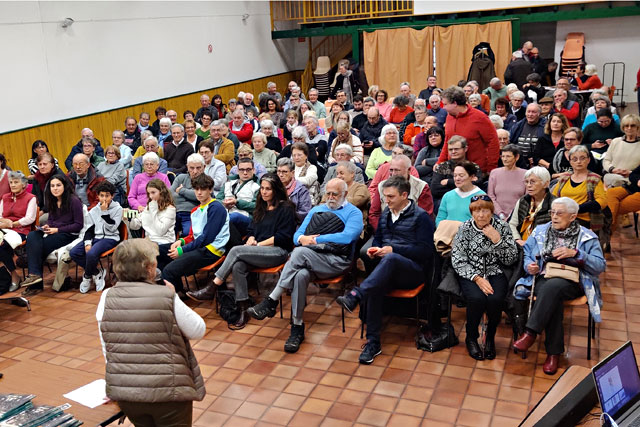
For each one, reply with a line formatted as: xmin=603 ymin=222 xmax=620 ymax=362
xmin=543 ymin=354 xmax=560 ymax=375
xmin=187 ymin=284 xmax=216 ymax=302
xmin=228 ymin=300 xmax=250 ymax=330
xmin=513 ymin=330 xmax=537 ymax=352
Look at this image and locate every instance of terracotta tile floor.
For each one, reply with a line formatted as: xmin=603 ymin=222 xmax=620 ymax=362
xmin=0 ymin=227 xmax=638 ymax=426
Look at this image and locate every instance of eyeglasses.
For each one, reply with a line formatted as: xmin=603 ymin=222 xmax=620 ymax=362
xmin=470 ymin=195 xmax=492 ymax=203
xmin=238 ymin=168 xmax=253 ymax=173
xmin=549 ymin=210 xmax=568 ymax=216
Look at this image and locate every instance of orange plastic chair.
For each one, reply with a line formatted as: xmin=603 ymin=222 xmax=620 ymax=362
xmin=98 ymin=222 xmax=128 ymax=286
xmin=249 ymin=263 xmax=287 ymax=318
xmin=183 ymin=255 xmax=226 ymax=292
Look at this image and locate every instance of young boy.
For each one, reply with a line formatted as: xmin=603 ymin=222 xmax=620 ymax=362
xmin=162 ymin=174 xmax=230 ymax=294
xmin=70 ymin=180 xmax=123 ymax=293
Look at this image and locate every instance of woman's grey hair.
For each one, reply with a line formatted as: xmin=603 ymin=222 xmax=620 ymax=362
xmin=511 ymin=91 xmax=525 ymax=100
xmin=568 ymin=144 xmax=590 ymax=158
xmin=113 ymin=239 xmax=159 ymax=282
xmin=8 ymin=171 xmax=28 ymax=186
xmin=448 ymin=135 xmax=468 ymax=148
xmin=259 ymin=119 xmax=274 ymax=129
xmin=593 ymin=95 xmax=611 ymax=108
xmin=252 ymin=132 xmax=267 ymax=145
xmin=334 ymin=144 xmax=353 ymax=156
xmin=524 ymin=166 xmax=551 ymax=186
xmin=171 ymin=123 xmax=184 ymax=132
xmin=552 ymin=197 xmax=579 ymax=214
xmin=489 ymin=115 xmax=504 ymax=129
xmin=112 ymin=130 xmax=125 ymax=139
xmin=379 ymin=124 xmax=399 ymax=144
xmin=186 ymin=153 xmax=205 ymax=166
xmin=141 ymin=129 xmax=153 ymax=142
xmin=159 ymin=117 xmax=172 ymax=126
xmin=277 ymin=157 xmax=294 ymax=171
xmin=142 ymin=152 xmax=160 ymax=165
xmin=336 ymin=161 xmax=357 ymax=175
xmin=469 ymin=93 xmax=482 ymax=103
xmin=291 ymin=126 xmax=309 ymax=140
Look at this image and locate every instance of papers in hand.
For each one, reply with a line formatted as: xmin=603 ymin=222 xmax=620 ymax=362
xmin=63 ymin=379 xmax=107 ymax=409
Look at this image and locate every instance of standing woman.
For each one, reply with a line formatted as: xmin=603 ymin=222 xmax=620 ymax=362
xmin=21 ymin=174 xmax=84 ymax=294
xmin=0 ymin=171 xmax=37 ymax=291
xmin=27 ymin=140 xmax=59 ymax=177
xmin=129 ymin=179 xmax=176 ymax=270
xmin=452 ymin=195 xmax=518 ymax=360
xmin=187 ymin=173 xmax=296 ymax=330
xmin=487 ymin=145 xmax=527 ymax=220
xmin=330 ymin=59 xmax=359 ymax=104
xmin=97 ymin=238 xmax=205 ymax=427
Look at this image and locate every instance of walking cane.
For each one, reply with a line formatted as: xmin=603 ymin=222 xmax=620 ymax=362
xmin=527 ymin=255 xmax=541 ymax=318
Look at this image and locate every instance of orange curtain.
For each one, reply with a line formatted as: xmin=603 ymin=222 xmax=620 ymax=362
xmin=434 ymin=21 xmax=512 ymax=90
xmin=363 ymin=21 xmax=512 ymax=94
xmin=363 ymin=26 xmax=434 ymax=97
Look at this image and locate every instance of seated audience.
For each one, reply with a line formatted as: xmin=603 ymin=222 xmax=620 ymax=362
xmin=196 ymin=111 xmax=213 ymax=139
xmin=323 ymin=161 xmax=370 ymax=224
xmin=70 ymin=181 xmax=122 ymax=293
xmin=427 ymin=95 xmax=447 ymax=128
xmin=252 ymin=132 xmax=277 ymax=173
xmin=0 ymin=171 xmax=37 ymax=291
xmin=352 ymin=97 xmax=375 ymax=132
xmin=131 ymin=137 xmax=168 ymax=180
xmin=218 ymin=158 xmax=260 ymax=235
xmin=360 ymin=107 xmax=387 ymax=156
xmin=171 ymin=154 xmax=207 ymax=237
xmin=247 ymin=178 xmax=363 ymax=353
xmin=365 ymin=124 xmax=399 ymax=179
xmin=209 ymin=120 xmax=237 ymax=173
xmin=164 ymin=124 xmax=194 ymax=174
xmin=510 ymin=103 xmax=545 ymax=166
xmin=452 ymin=194 xmax=518 ymax=360
xmin=27 ymin=140 xmax=59 ymax=177
xmin=129 ymin=179 xmax=176 ymax=270
xmin=64 ymin=128 xmax=104 ymax=171
xmin=184 ymin=119 xmax=203 ymax=152
xmin=322 ymin=145 xmax=365 ymax=192
xmin=582 ymin=96 xmax=619 ymax=129
xmin=328 ymin=122 xmax=364 ymax=165
xmin=21 ymin=174 xmax=84 ymax=295
xmin=494 ymin=97 xmax=518 ymax=131
xmin=488 ymin=145 xmax=527 ymax=220
xmin=337 ymin=176 xmax=433 ymax=364
xmin=509 ymin=165 xmax=556 ymax=247
xmin=110 ymin=131 xmax=133 ymax=168
xmin=197 ymin=139 xmax=226 ymax=192
xmin=157 ymin=117 xmax=172 ymax=148
xmin=276 ymin=158 xmax=311 ymax=224
xmin=582 ymin=109 xmax=624 ymax=155
xmin=575 ymin=64 xmax=603 ymax=90
xmin=369 ymin=155 xmax=433 ymax=230
xmin=122 ymin=116 xmax=141 ymax=152
xmin=389 ymin=95 xmax=414 ymax=125
xmin=535 ymin=113 xmax=569 ymax=171
xmin=259 ymin=119 xmax=283 ymax=153
xmin=374 ymin=90 xmax=393 ymax=121
xmin=482 ymin=78 xmax=508 ymax=111
xmin=162 ymin=174 xmax=230 ymax=295
xmin=435 ymin=161 xmax=486 ymax=226
xmin=553 ymin=89 xmax=580 ymax=126
xmin=513 ymin=197 xmax=605 ymax=375
xmin=229 ymin=144 xmax=267 ymax=178
xmin=522 ymin=72 xmax=546 ymax=104
xmin=31 ymin=152 xmax=65 ymax=209
xmin=129 ymin=152 xmax=171 ymax=212
xmin=419 ymin=75 xmax=438 ymax=100
xmin=508 ymin=91 xmax=526 ymax=121
xmin=415 ymin=126 xmax=444 ymax=182
xmin=188 ymin=173 xmax=296 ymax=329
xmin=149 ymin=106 xmax=166 ymax=136
xmin=97 ymin=145 xmax=127 ymax=205
xmin=550 ymin=127 xmax=599 ymax=178
xmin=431 ymin=136 xmax=482 ymax=206
xmin=303 ymin=116 xmax=329 ymax=168
xmin=229 ymin=109 xmax=254 ymax=144
xmin=290 ymin=142 xmax=320 ymax=205
xmin=68 ymin=153 xmax=105 ymax=209
xmin=468 ymin=94 xmax=487 ymax=115
xmin=402 ymin=105 xmax=429 ymax=146
xmin=97 ymin=238 xmax=206 ymax=427
xmin=82 ymin=138 xmax=106 ymax=167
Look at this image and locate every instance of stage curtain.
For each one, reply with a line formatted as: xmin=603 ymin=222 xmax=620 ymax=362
xmin=363 ymin=26 xmax=434 ymax=96
xmin=434 ymin=21 xmax=512 ymax=90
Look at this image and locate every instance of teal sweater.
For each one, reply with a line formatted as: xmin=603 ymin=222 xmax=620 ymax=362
xmin=435 ymin=187 xmax=485 ymax=227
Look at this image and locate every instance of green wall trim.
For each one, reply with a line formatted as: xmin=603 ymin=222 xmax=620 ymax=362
xmin=271 ymin=4 xmax=640 ymax=39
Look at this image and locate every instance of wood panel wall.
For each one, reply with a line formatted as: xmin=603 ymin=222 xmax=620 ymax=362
xmin=0 ymin=71 xmax=300 ymax=173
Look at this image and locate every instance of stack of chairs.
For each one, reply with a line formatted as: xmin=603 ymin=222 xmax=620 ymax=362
xmin=559 ymin=32 xmax=586 ymax=78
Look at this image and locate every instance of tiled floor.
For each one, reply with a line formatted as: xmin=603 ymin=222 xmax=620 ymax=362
xmin=0 ymin=227 xmax=637 ymax=426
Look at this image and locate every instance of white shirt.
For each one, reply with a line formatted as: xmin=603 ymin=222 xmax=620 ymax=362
xmin=390 ymin=201 xmax=411 ymax=223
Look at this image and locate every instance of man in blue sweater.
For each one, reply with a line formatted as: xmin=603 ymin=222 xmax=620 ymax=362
xmin=248 ymin=178 xmax=363 ymax=354
xmin=337 ymin=176 xmax=434 ymax=364
xmin=162 ymin=174 xmax=230 ymax=295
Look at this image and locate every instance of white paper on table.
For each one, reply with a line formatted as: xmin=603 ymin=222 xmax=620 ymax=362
xmin=63 ymin=379 xmax=107 ymax=409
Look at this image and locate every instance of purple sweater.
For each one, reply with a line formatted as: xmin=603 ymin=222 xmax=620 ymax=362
xmin=49 ymin=196 xmax=84 ymax=234
xmin=128 ymin=172 xmax=171 ymax=210
xmin=487 ymin=167 xmax=527 ymax=219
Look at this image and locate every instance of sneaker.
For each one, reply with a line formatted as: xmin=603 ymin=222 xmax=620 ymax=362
xmin=79 ymin=275 xmax=92 ymax=294
xmin=8 ymin=283 xmax=19 ymax=293
xmin=284 ymin=323 xmax=305 ymax=353
xmin=359 ymin=341 xmax=382 ymax=365
xmin=93 ymin=269 xmax=107 ymax=292
xmin=19 ymin=274 xmax=42 ymax=288
xmin=336 ymin=290 xmax=360 ymax=313
xmin=247 ymin=297 xmax=278 ymax=320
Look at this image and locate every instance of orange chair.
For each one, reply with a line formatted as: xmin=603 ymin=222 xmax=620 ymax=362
xmin=183 ymin=255 xmax=226 ymax=293
xmin=97 ymin=222 xmax=128 ymax=286
xmin=316 ymin=273 xmax=354 ymax=333
xmin=559 ymin=32 xmax=586 ymax=77
xmin=249 ymin=263 xmax=287 ymax=318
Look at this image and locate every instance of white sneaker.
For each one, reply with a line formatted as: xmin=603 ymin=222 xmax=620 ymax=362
xmin=93 ymin=269 xmax=107 ymax=292
xmin=79 ymin=276 xmax=92 ymax=293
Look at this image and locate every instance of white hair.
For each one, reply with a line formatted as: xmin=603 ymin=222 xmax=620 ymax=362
xmin=187 ymin=153 xmax=205 ymax=166
xmin=524 ymin=166 xmax=550 ymax=186
xmin=159 ymin=117 xmax=171 ymax=126
xmin=334 ymin=144 xmax=353 ymax=156
xmin=512 ymin=50 xmax=523 ymax=59
xmin=379 ymin=124 xmax=399 ymax=145
xmin=489 ymin=115 xmax=504 ymax=129
xmin=552 ymin=197 xmax=579 ymax=214
xmin=511 ymin=91 xmax=525 ymax=100
xmin=142 ymin=152 xmax=160 ymax=165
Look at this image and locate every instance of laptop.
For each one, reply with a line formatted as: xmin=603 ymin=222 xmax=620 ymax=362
xmin=592 ymin=341 xmax=640 ymax=426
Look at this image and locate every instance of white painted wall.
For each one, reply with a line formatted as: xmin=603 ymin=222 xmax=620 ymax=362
xmin=0 ymin=1 xmax=297 ymax=133
xmin=414 ymin=0 xmax=589 ymax=16
xmin=554 ymin=16 xmax=639 ymax=105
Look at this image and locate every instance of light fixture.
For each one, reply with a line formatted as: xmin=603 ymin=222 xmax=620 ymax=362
xmin=61 ymin=18 xmax=74 ymax=28
xmin=241 ymin=14 xmax=249 ymax=24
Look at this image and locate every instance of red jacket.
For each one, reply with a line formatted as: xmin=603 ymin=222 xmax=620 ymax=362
xmin=555 ymin=100 xmax=580 ymax=126
xmin=229 ymin=122 xmax=253 ymax=144
xmin=368 ymin=176 xmax=433 ymax=230
xmin=577 ymin=75 xmax=602 ymax=90
xmin=437 ymin=105 xmax=500 ymax=174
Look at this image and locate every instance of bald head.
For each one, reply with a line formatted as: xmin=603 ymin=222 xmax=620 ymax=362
xmin=324 ymin=178 xmax=348 ymax=210
xmin=72 ymin=153 xmax=90 ymax=176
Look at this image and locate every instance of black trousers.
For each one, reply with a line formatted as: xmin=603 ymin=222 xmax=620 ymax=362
xmin=118 ymin=400 xmax=192 ymax=427
xmin=161 ymin=247 xmax=220 ymax=293
xmin=459 ymin=274 xmax=508 ymax=341
xmin=526 ymin=277 xmax=584 ymax=355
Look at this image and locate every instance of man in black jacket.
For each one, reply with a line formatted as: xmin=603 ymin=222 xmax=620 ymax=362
xmin=337 ymin=176 xmax=434 ymax=364
xmin=164 ymin=124 xmax=194 ymax=175
xmin=509 ymin=103 xmax=546 ymax=166
xmin=359 ymin=107 xmax=387 ymax=155
xmin=64 ymin=128 xmax=103 ymax=171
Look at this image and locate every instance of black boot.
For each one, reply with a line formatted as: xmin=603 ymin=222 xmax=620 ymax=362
xmin=187 ymin=283 xmax=217 ymax=302
xmin=284 ymin=323 xmax=305 ymax=353
xmin=484 ymin=337 xmax=496 ymax=360
xmin=228 ymin=300 xmax=251 ymax=330
xmin=465 ymin=338 xmax=484 ymax=361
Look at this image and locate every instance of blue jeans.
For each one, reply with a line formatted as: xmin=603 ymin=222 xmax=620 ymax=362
xmin=69 ymin=238 xmax=119 ymax=277
xmin=229 ymin=213 xmax=252 ymax=236
xmin=356 ymin=253 xmax=424 ymax=343
xmin=175 ymin=211 xmax=192 ymax=237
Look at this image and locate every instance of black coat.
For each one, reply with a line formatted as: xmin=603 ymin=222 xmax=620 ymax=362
xmin=504 ymin=58 xmax=533 ymax=90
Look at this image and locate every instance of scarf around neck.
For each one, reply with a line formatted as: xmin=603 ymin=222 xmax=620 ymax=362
xmin=543 ymin=220 xmax=580 ymax=259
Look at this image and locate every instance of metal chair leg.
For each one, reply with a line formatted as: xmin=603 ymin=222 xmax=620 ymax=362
xmin=587 ymin=312 xmax=593 ymax=360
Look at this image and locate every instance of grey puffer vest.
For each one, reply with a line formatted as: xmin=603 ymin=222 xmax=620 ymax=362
xmin=101 ymin=282 xmax=205 ymax=402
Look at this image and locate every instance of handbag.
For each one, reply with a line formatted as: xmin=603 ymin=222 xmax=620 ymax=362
xmin=544 ymin=262 xmax=580 ymax=283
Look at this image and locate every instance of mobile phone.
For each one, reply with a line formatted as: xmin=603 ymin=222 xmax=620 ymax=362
xmin=35 ymin=226 xmax=44 ymax=231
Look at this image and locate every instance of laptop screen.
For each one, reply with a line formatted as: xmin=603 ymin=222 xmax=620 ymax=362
xmin=593 ymin=343 xmax=640 ymax=419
